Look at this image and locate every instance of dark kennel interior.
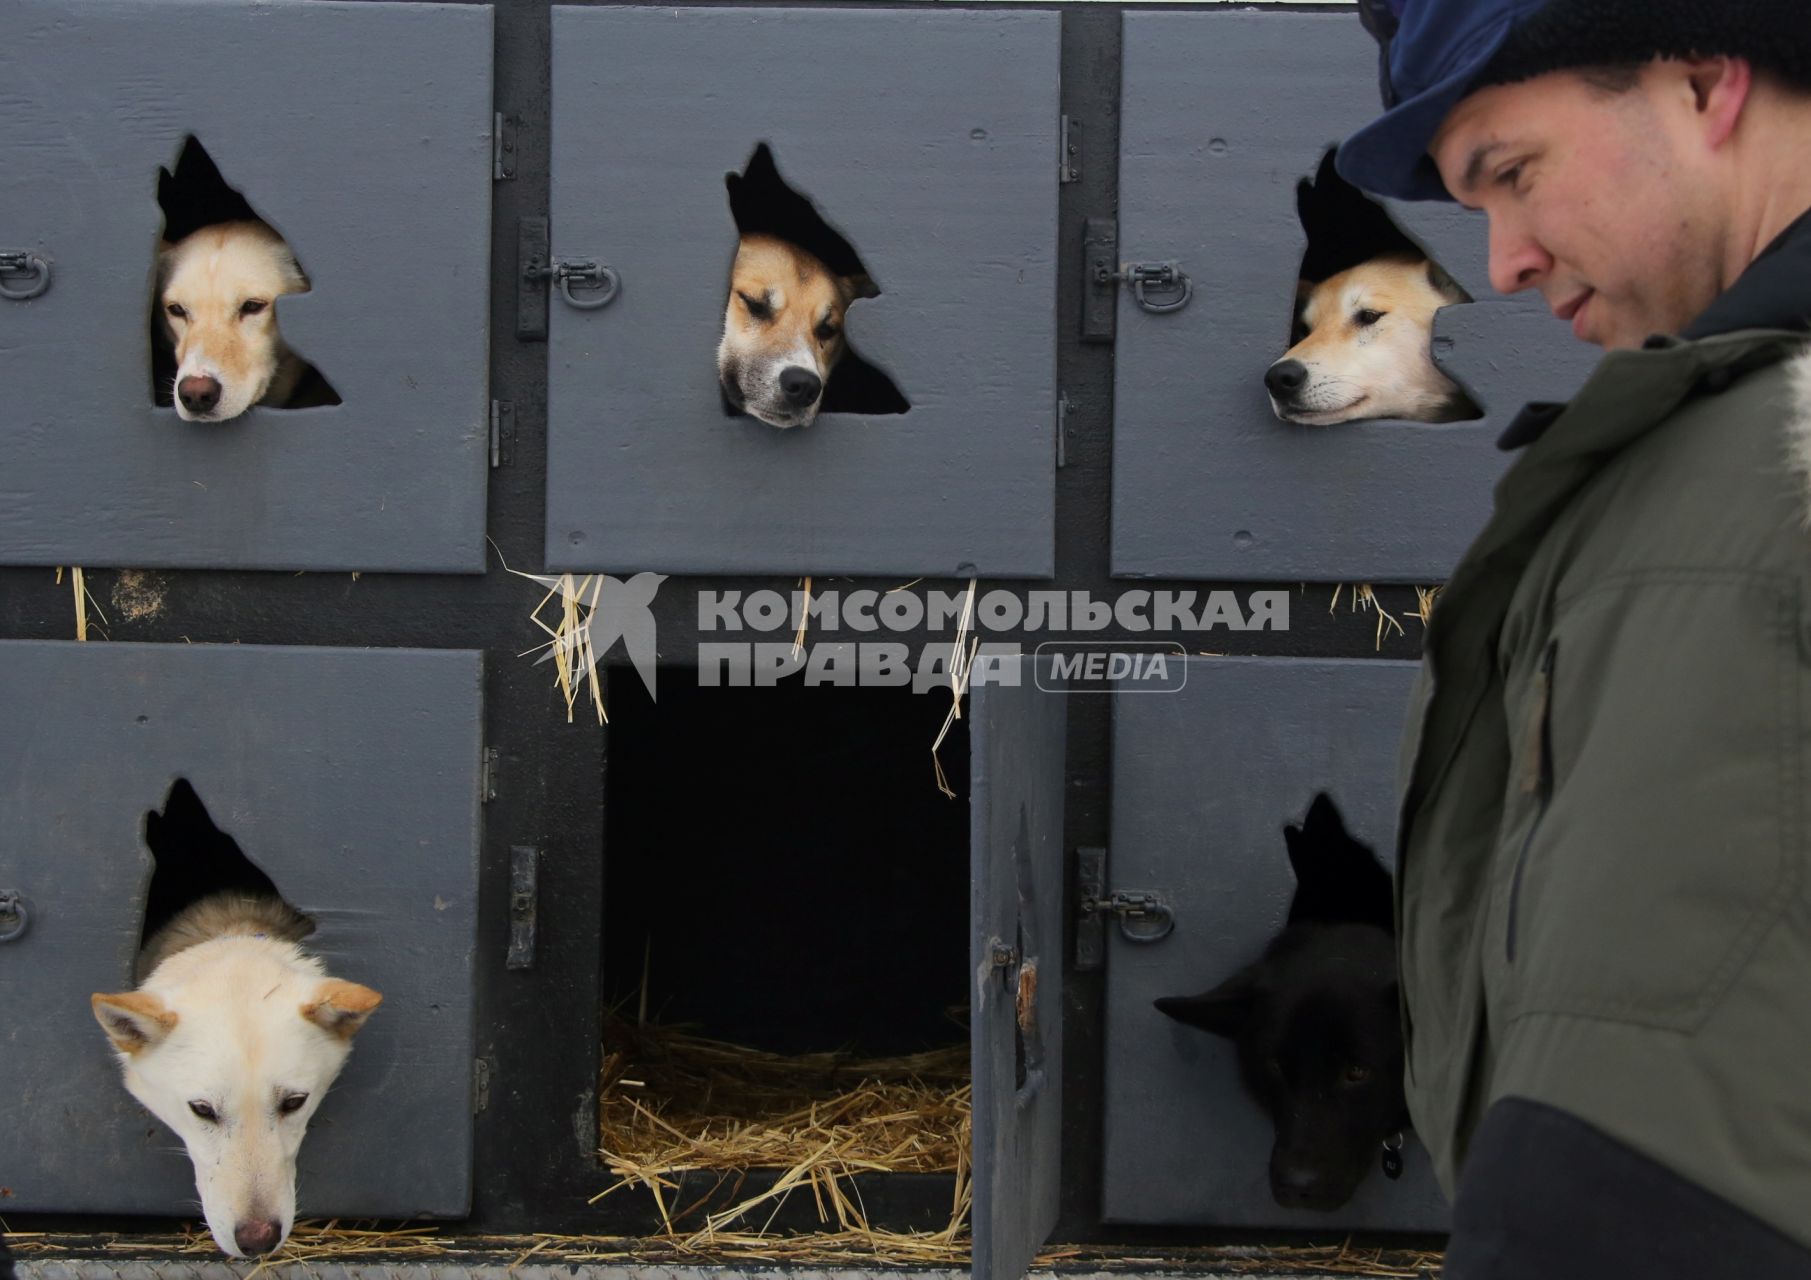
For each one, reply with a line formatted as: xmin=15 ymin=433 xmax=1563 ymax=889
xmin=137 ymin=776 xmax=308 ymax=953
xmin=603 ymin=671 xmax=970 ymax=1057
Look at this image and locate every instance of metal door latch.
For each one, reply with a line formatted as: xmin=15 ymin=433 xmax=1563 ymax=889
xmin=1076 ymin=846 xmax=1175 ymax=969
xmin=0 ymin=891 xmax=29 ymax=942
xmin=526 ymin=256 xmax=621 ymax=311
xmin=1081 ymin=889 xmax=1176 ymax=941
xmin=0 ymin=252 xmax=51 ymax=301
xmin=1098 ymin=260 xmax=1193 ymax=313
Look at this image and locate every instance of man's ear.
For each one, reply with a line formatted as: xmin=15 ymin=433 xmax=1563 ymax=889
xmin=301 ymin=979 xmax=383 ymax=1041
xmin=92 ymin=991 xmax=178 ymax=1054
xmin=1154 ymin=966 xmax=1258 ymax=1039
xmin=1682 ymin=55 xmax=1753 ymax=151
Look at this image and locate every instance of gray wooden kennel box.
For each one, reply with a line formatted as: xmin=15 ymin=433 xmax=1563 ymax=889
xmin=970 ymin=653 xmax=1445 ymax=1280
xmin=0 ymin=640 xmax=484 ymax=1218
xmin=0 ymin=0 xmax=493 ymax=573
xmin=1100 ymin=656 xmax=1447 ymax=1232
xmin=1110 ymin=10 xmax=1600 ymax=583
xmin=545 ymin=6 xmax=1060 ymax=578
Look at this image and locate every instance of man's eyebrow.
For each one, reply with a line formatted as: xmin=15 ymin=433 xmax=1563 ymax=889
xmin=1460 ymin=141 xmax=1509 ymax=195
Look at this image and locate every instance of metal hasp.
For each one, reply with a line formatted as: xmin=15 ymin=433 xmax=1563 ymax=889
xmin=0 ymin=891 xmax=27 ymax=942
xmin=519 ymin=219 xmax=621 ymax=337
xmin=1112 ymin=261 xmax=1193 ymax=313
xmin=506 ymin=845 xmax=539 ymax=970
xmin=1075 ymin=845 xmax=1175 ymax=971
xmin=0 ymin=251 xmax=50 ymax=301
xmin=1081 ymin=218 xmax=1118 ymax=343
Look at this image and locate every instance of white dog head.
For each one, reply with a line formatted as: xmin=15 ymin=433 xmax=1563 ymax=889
xmin=92 ymin=940 xmax=380 ymax=1257
xmin=157 ymin=221 xmax=310 ymax=423
xmin=1265 ymin=254 xmax=1479 ymax=425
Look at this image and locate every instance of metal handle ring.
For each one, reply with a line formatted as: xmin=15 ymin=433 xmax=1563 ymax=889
xmin=0 ymin=254 xmax=51 ymax=302
xmin=558 ymin=264 xmax=620 ymax=310
xmin=1134 ymin=271 xmax=1191 ymax=314
xmin=1119 ymin=902 xmax=1175 ymax=943
xmin=0 ymin=893 xmax=29 ymax=943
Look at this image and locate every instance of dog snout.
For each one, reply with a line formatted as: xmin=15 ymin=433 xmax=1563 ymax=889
xmin=233 ymin=1219 xmax=283 ymax=1256
xmin=1270 ymin=1162 xmax=1346 ymax=1212
xmin=1264 ymin=360 xmax=1308 ymax=399
xmin=779 ymin=366 xmax=823 ymax=408
xmin=178 ymin=375 xmax=223 ymax=416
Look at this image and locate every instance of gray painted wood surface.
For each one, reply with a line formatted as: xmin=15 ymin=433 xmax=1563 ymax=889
xmin=970 ymin=659 xmax=1068 ymax=1280
xmin=0 ymin=1 xmax=493 ymax=572
xmin=1101 ymin=657 xmax=1449 ymax=1231
xmin=546 ymin=6 xmax=1059 ymax=577
xmin=0 ymin=641 xmax=483 ymax=1217
xmin=1111 ymin=11 xmax=1599 ymax=582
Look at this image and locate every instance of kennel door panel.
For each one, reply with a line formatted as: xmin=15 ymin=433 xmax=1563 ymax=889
xmin=547 ymin=6 xmax=1059 ymax=578
xmin=1100 ymin=657 xmax=1450 ymax=1231
xmin=970 ymin=657 xmax=1067 ymax=1280
xmin=0 ymin=0 xmax=492 ymax=572
xmin=0 ymin=641 xmax=482 ymax=1218
xmin=1110 ymin=11 xmax=1598 ymax=582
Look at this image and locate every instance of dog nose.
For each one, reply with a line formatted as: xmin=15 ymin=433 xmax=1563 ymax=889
xmin=1271 ymin=1161 xmax=1343 ymax=1210
xmin=178 ymin=375 xmax=222 ymax=415
xmin=779 ymin=366 xmax=823 ymax=407
xmin=233 ymin=1219 xmax=283 ymax=1256
xmin=1264 ymin=360 xmax=1309 ymax=399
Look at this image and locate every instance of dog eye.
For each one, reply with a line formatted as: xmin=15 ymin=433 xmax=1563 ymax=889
xmin=189 ymin=1100 xmax=219 ymax=1123
xmin=739 ymin=293 xmax=772 ymax=321
xmin=239 ymin=299 xmax=268 ymax=317
xmin=278 ymin=1092 xmax=309 ymax=1116
xmin=815 ymin=322 xmax=839 ymax=342
xmin=165 ymin=303 xmax=188 ymax=320
xmin=1343 ymin=1063 xmax=1373 ymax=1085
xmin=1354 ymin=309 xmax=1384 ymax=327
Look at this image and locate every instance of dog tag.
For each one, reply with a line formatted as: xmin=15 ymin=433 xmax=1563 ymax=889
xmin=1381 ymin=1132 xmax=1405 ymax=1180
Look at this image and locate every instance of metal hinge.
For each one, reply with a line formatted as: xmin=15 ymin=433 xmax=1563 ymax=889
xmin=1075 ymin=846 xmax=1175 ymax=970
xmin=1056 ymin=392 xmax=1071 ymax=469
xmin=480 ymin=746 xmax=499 ymax=802
xmin=507 ymin=845 xmax=539 ymax=971
xmin=493 ymin=113 xmax=517 ymax=181
xmin=489 ymin=400 xmax=515 ymax=469
xmin=473 ymin=1057 xmax=491 ymax=1114
xmin=1059 ymin=114 xmax=1081 ymax=184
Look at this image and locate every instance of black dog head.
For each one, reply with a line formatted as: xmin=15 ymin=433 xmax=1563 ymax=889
xmin=1155 ymin=792 xmax=1408 ymax=1211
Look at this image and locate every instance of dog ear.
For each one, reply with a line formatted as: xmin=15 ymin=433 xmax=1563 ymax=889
xmin=301 ymin=979 xmax=383 ymax=1041
xmin=1426 ymin=259 xmax=1471 ymax=305
xmin=1154 ymin=967 xmax=1257 ymax=1039
xmin=840 ymin=272 xmax=881 ymax=304
xmin=92 ymin=991 xmax=178 ymax=1054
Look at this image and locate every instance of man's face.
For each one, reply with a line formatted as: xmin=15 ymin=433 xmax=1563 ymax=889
xmin=1431 ymin=67 xmax=1728 ymax=350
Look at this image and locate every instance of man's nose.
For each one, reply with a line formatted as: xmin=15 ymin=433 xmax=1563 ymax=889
xmin=1487 ymin=211 xmax=1552 ymax=296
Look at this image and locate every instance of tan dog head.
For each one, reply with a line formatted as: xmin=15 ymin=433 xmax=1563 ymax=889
xmin=1265 ymin=254 xmax=1479 ymax=425
xmin=158 ymin=221 xmax=309 ymax=423
xmin=92 ymin=941 xmax=380 ymax=1258
xmin=717 ymin=233 xmax=877 ymax=429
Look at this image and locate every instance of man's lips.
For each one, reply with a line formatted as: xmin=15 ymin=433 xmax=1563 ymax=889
xmin=1554 ymin=289 xmax=1594 ymax=338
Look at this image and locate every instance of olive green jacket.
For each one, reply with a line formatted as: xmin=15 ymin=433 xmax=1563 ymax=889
xmin=1397 ymin=331 xmax=1811 ymax=1244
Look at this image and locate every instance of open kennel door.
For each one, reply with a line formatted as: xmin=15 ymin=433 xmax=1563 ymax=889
xmin=970 ymin=656 xmax=1068 ymax=1280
